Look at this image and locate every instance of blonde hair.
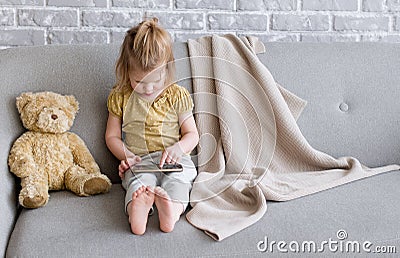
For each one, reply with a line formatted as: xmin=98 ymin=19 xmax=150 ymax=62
xmin=115 ymin=17 xmax=175 ymax=90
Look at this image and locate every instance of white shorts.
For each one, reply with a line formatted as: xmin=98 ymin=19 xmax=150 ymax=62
xmin=122 ymin=151 xmax=197 ymax=214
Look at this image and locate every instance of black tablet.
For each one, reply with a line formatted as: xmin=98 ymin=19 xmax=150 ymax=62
xmin=130 ymin=163 xmax=183 ymax=173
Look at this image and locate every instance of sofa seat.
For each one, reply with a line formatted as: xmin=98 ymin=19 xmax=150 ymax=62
xmin=7 ymin=170 xmax=399 ymax=257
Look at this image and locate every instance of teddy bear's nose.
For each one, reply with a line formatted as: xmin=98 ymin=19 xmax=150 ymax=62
xmin=51 ymin=114 xmax=58 ymax=120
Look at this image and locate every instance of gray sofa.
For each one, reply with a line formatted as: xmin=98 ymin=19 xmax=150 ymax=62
xmin=1 ymin=41 xmax=399 ymax=257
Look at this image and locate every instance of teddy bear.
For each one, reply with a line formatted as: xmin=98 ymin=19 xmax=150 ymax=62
xmin=8 ymin=91 xmax=112 ymax=208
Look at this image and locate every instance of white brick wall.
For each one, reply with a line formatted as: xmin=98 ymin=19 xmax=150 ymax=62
xmin=0 ymin=0 xmax=399 ymax=48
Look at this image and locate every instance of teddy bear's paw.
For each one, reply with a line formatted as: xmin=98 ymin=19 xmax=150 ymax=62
xmin=83 ymin=175 xmax=112 ymax=196
xmin=20 ymin=194 xmax=48 ymax=209
xmin=19 ymin=183 xmax=49 ymax=208
xmin=22 ymin=195 xmax=47 ymax=208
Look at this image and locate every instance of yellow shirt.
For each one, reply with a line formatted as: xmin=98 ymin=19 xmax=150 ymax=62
xmin=107 ymin=84 xmax=194 ymax=156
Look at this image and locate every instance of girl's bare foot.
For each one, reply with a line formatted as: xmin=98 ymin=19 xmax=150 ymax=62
xmin=154 ymin=186 xmax=183 ymax=233
xmin=128 ymin=185 xmax=154 ymax=235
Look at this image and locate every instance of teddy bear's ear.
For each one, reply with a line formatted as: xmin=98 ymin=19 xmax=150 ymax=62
xmin=16 ymin=92 xmax=33 ymax=114
xmin=66 ymin=95 xmax=79 ymax=113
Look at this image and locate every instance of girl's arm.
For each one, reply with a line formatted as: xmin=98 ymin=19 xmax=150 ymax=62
xmin=105 ymin=113 xmax=141 ymax=176
xmin=160 ymin=112 xmax=199 ymax=167
xmin=105 ymin=113 xmax=128 ymax=160
xmin=178 ymin=112 xmax=199 ymax=154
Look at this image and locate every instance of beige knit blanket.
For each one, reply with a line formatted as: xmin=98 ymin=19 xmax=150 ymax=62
xmin=185 ymin=34 xmax=400 ymax=241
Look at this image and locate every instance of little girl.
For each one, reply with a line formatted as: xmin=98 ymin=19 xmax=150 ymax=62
xmin=105 ymin=18 xmax=199 ymax=235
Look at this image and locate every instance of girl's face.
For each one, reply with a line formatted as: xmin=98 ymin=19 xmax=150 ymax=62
xmin=129 ymin=65 xmax=167 ymax=101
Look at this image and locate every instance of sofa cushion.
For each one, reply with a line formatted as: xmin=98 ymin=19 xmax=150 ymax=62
xmin=7 ymin=170 xmax=399 ymax=257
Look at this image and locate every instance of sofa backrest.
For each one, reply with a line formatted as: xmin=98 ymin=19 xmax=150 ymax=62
xmin=5 ymin=42 xmax=399 ymax=181
xmin=257 ymin=43 xmax=399 ymax=168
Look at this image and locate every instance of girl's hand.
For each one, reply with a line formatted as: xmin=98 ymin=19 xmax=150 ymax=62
xmin=160 ymin=142 xmax=184 ymax=168
xmin=118 ymin=155 xmax=142 ymax=179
